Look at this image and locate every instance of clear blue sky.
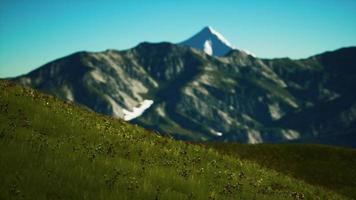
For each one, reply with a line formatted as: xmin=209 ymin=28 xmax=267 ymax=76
xmin=1 ymin=0 xmax=355 ymax=78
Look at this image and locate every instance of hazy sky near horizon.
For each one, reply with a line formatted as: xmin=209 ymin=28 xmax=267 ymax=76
xmin=1 ymin=0 xmax=355 ymax=77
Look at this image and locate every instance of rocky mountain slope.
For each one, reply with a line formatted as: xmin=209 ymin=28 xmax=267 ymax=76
xmin=10 ymin=30 xmax=356 ymax=147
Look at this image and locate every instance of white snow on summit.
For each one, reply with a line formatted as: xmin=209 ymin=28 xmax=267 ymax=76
xmin=207 ymin=26 xmax=235 ymax=49
xmin=180 ymin=26 xmax=255 ymax=57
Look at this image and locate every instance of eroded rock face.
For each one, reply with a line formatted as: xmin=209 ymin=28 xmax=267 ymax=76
xmin=12 ymin=43 xmax=356 ymax=146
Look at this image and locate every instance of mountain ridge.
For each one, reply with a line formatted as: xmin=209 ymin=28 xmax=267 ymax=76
xmin=9 ymin=36 xmax=356 ymax=147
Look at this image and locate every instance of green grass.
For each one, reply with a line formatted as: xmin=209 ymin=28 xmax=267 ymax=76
xmin=0 ymin=80 xmax=350 ymax=199
xmin=207 ymin=143 xmax=356 ymax=199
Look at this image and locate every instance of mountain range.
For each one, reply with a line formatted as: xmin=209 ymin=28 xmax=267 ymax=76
xmin=10 ymin=26 xmax=356 ymax=147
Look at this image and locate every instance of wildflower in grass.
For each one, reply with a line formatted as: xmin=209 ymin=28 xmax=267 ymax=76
xmin=239 ymin=171 xmax=245 ymax=178
xmin=291 ymin=191 xmax=305 ymax=200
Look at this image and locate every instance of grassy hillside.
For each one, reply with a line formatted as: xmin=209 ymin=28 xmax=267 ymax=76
xmin=0 ymin=80 xmax=350 ymax=200
xmin=207 ymin=143 xmax=356 ymax=199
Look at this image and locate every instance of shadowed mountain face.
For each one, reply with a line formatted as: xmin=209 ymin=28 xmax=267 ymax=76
xmin=11 ymin=43 xmax=356 ymax=147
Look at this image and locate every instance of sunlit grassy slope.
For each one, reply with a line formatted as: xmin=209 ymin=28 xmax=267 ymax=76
xmin=0 ymin=80 xmax=350 ymax=200
xmin=207 ymin=143 xmax=356 ymax=199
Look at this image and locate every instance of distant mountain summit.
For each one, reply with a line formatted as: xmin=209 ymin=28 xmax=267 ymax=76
xmin=180 ymin=26 xmax=250 ymax=57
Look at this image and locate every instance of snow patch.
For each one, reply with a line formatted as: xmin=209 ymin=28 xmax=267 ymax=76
xmin=123 ymin=100 xmax=154 ymax=121
xmin=215 ymin=132 xmax=223 ymax=136
xmin=203 ymin=40 xmax=213 ymax=55
xmin=210 ymin=129 xmax=223 ymax=136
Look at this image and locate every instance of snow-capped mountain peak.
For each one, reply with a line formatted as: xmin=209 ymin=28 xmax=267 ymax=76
xmin=180 ymin=26 xmax=255 ymax=57
xmin=180 ymin=26 xmax=235 ymax=56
